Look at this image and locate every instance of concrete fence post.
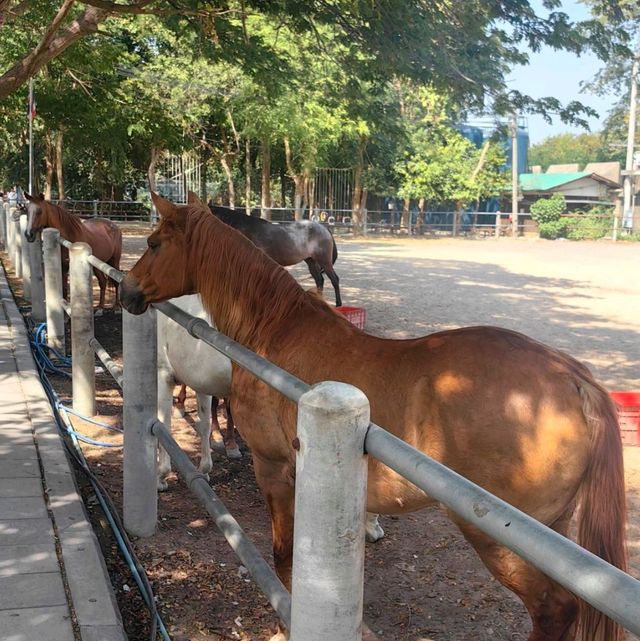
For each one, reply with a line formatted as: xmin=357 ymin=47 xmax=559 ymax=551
xmin=14 ymin=214 xmax=23 ymax=278
xmin=43 ymin=229 xmax=65 ymax=352
xmin=29 ymin=231 xmax=46 ymax=322
xmin=69 ymin=242 xmax=95 ymax=417
xmin=290 ymin=381 xmax=370 ymax=641
xmin=6 ymin=206 xmax=15 ymax=262
xmin=0 ymin=203 xmax=6 ymax=250
xmin=123 ymin=307 xmax=158 ymax=538
xmin=495 ymin=210 xmax=501 ymax=238
xmin=19 ymin=214 xmax=32 ymax=300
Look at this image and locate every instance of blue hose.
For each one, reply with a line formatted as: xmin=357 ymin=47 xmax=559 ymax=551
xmin=26 ymin=321 xmax=170 ymax=641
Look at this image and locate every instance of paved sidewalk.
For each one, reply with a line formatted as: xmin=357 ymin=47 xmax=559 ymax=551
xmin=0 ymin=264 xmax=127 ymax=641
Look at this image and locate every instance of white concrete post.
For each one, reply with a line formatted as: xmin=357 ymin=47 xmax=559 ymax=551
xmin=290 ymin=381 xmax=370 ymax=641
xmin=6 ymin=206 xmax=15 ymax=262
xmin=29 ymin=231 xmax=46 ymax=322
xmin=123 ymin=308 xmax=158 ymax=538
xmin=19 ymin=214 xmax=31 ymax=300
xmin=69 ymin=242 xmax=95 ymax=417
xmin=43 ymin=230 xmax=66 ymax=353
xmin=14 ymin=214 xmax=23 ymax=278
xmin=0 ymin=203 xmax=6 ymax=250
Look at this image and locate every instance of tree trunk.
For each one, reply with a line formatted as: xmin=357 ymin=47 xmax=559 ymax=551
xmin=220 ymin=154 xmax=235 ymax=208
xmin=245 ymin=138 xmax=251 ymax=215
xmin=148 ymin=145 xmax=161 ymax=193
xmin=284 ymin=136 xmax=305 ymax=220
xmin=55 ymin=130 xmax=65 ymax=200
xmin=200 ymin=136 xmax=209 ymax=203
xmin=260 ymin=139 xmax=271 ymax=220
xmin=351 ymin=135 xmax=367 ymax=232
xmin=44 ymin=132 xmax=54 ymax=199
xmin=401 ymin=197 xmax=410 ymax=231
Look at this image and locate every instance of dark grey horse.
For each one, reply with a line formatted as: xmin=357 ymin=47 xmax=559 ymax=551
xmin=209 ymin=205 xmax=342 ymax=306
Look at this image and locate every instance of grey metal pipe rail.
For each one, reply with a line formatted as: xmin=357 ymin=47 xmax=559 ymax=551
xmin=60 ymin=298 xmax=71 ymax=317
xmin=150 ymin=418 xmax=292 ymax=627
xmin=87 ymin=254 xmax=124 ymax=284
xmin=59 ymin=237 xmax=73 ymax=250
xmin=153 ymin=301 xmax=310 ymax=403
xmin=89 ymin=337 xmax=123 ymax=387
xmin=365 ymin=424 xmax=640 ymax=636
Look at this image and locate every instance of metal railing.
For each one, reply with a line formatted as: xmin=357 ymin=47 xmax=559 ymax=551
xmin=3 ymin=210 xmax=640 ymax=640
xmin=53 ymin=199 xmax=151 ymax=223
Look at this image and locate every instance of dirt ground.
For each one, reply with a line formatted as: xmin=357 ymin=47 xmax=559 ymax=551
xmin=4 ymin=231 xmax=640 ymax=641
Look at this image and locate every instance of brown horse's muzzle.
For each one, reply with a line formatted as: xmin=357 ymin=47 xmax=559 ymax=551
xmin=120 ymin=274 xmax=149 ymax=315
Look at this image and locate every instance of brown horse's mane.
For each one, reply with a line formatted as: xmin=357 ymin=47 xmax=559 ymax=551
xmin=42 ymin=199 xmax=85 ymax=239
xmin=184 ymin=204 xmax=342 ymax=351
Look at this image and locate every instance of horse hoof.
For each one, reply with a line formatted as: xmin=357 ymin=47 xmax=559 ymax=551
xmin=211 ymin=437 xmax=226 ymax=452
xmin=157 ymin=479 xmax=169 ymax=492
xmin=226 ymin=447 xmax=242 ymax=459
xmin=365 ymin=516 xmax=385 ymax=543
xmin=94 ymin=308 xmax=104 ymax=317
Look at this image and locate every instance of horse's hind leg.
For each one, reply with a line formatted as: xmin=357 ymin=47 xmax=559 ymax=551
xmin=210 ymin=396 xmax=226 ymax=453
xmin=304 ymin=258 xmax=324 ymax=296
xmin=195 ymin=392 xmax=213 ymax=479
xmin=453 ymin=510 xmax=578 ymax=641
xmin=223 ymin=397 xmax=241 ymax=459
xmin=324 ymin=265 xmax=341 ymax=307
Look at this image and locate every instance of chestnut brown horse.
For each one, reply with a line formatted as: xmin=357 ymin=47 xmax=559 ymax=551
xmin=121 ymin=193 xmax=627 ymax=641
xmin=24 ymin=194 xmax=122 ymax=313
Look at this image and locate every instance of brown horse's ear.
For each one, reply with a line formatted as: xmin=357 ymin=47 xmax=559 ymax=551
xmin=187 ymin=191 xmax=204 ymax=205
xmin=151 ymin=192 xmax=176 ymax=219
xmin=25 ymin=193 xmax=34 ymax=202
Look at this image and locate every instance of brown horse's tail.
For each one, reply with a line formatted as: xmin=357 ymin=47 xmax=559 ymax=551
xmin=576 ymin=381 xmax=627 ymax=641
xmin=109 ymin=226 xmax=123 ymax=301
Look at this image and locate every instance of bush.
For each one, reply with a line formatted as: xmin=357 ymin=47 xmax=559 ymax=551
xmin=530 ymin=194 xmax=567 ymax=239
xmin=565 ymin=207 xmax=614 ymax=240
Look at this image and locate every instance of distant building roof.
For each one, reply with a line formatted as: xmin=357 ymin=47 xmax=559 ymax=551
xmin=583 ymin=161 xmax=621 ymax=184
xmin=546 ymin=163 xmax=580 ymax=173
xmin=520 ymin=172 xmax=591 ymax=191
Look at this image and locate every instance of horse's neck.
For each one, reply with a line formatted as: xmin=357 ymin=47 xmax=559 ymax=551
xmin=190 ymin=214 xmax=314 ymax=352
xmin=55 ymin=207 xmax=85 ymax=242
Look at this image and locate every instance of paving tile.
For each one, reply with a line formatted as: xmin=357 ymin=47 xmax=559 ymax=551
xmin=0 ymin=572 xmax=66 ymax=610
xmin=0 ymin=605 xmax=74 ymax=641
xmin=0 ymin=460 xmax=40 ymax=478
xmin=0 ymin=496 xmax=47 ymax=519
xmin=79 ymin=624 xmax=127 ymax=641
xmin=0 ymin=543 xmax=59 ymax=576
xmin=0 ymin=518 xmax=54 ymax=545
xmin=0 ymin=478 xmax=42 ymax=498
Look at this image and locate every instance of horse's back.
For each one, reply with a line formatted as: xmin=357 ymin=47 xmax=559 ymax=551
xmin=81 ymin=217 xmax=122 ymax=262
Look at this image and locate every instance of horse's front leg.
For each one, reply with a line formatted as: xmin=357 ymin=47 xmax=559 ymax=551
xmin=254 ymin=456 xmax=296 ymax=589
xmin=94 ymin=270 xmax=106 ymax=316
xmin=156 ymin=369 xmax=174 ymax=491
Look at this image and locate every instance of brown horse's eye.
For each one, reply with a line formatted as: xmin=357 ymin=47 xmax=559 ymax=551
xmin=147 ymin=238 xmax=160 ymax=250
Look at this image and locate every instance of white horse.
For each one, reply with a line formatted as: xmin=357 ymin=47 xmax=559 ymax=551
xmin=157 ymin=294 xmax=239 ymax=491
xmin=157 ymin=296 xmax=385 ymax=542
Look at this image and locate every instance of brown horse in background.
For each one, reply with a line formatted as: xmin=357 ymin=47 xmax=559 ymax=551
xmin=24 ymin=194 xmax=122 ymax=313
xmin=121 ymin=193 xmax=627 ymax=641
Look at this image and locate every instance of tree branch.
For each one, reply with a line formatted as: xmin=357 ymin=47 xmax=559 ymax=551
xmin=32 ymin=0 xmax=77 ymax=62
xmin=0 ymin=5 xmax=108 ymax=99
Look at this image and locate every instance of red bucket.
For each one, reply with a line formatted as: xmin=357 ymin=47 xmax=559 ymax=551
xmin=336 ymin=306 xmax=367 ymax=330
xmin=610 ymin=391 xmax=640 ymax=446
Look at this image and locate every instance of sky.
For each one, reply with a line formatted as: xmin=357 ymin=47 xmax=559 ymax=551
xmin=506 ymin=0 xmax=621 ymax=144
